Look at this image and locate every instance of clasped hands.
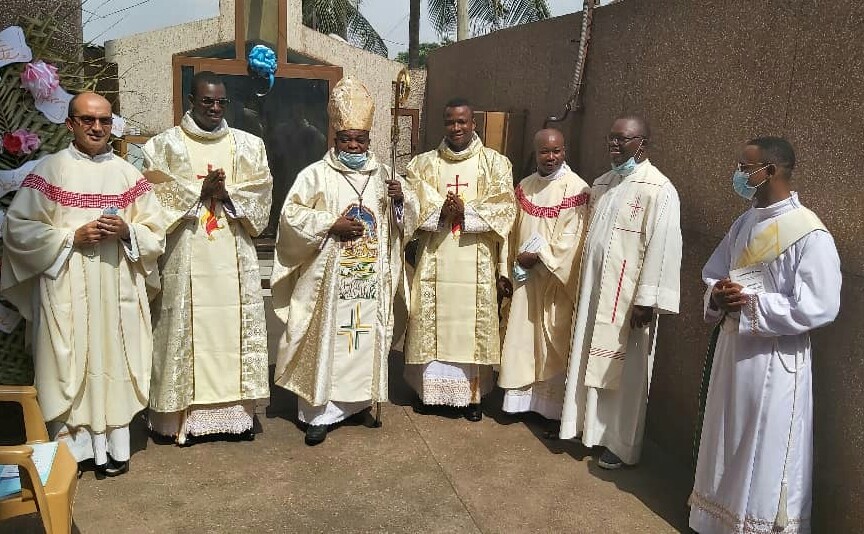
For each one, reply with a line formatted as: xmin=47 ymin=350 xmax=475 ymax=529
xmin=200 ymin=167 xmax=229 ymax=202
xmin=710 ymin=278 xmax=748 ymax=313
xmin=74 ymin=214 xmax=129 ymax=247
xmin=440 ymin=192 xmax=464 ymax=227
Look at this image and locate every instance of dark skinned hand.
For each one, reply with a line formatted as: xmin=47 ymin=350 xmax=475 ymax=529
xmin=517 ymin=251 xmax=540 ymax=269
xmin=497 ymin=275 xmax=513 ymax=299
xmin=386 ymin=179 xmax=403 ymax=202
xmin=710 ymin=278 xmax=748 ymax=313
xmin=96 ymin=214 xmax=130 ymax=240
xmin=330 ymin=216 xmax=365 ymax=240
xmin=200 ymin=168 xmax=227 ymax=201
xmin=630 ymin=305 xmax=655 ymax=329
xmin=73 ymin=220 xmax=103 ymax=247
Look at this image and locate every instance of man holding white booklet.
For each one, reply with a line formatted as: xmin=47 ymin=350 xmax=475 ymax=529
xmin=498 ymin=128 xmax=590 ymax=424
xmin=689 ymin=136 xmax=841 ymax=534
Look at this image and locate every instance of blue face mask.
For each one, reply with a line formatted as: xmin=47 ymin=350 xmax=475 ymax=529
xmin=611 ymin=157 xmax=638 ymax=176
xmin=610 ymin=140 xmax=643 ymax=176
xmin=732 ymin=166 xmax=768 ymax=200
xmin=338 ymin=151 xmax=368 ymax=170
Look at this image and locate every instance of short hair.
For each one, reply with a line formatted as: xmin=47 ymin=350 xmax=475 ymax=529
xmin=67 ymin=93 xmax=81 ymax=117
xmin=746 ymin=136 xmax=796 ymax=170
xmin=617 ymin=114 xmax=651 ymax=140
xmin=444 ymin=97 xmax=473 ymax=114
xmin=190 ymin=71 xmax=225 ymax=97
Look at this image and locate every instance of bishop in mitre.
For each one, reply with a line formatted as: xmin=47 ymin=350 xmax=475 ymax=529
xmin=1 ymin=92 xmax=166 ymax=476
xmin=498 ymin=129 xmax=590 ymax=423
xmin=403 ymin=98 xmax=516 ymax=421
xmin=271 ymin=76 xmax=410 ymax=445
xmin=560 ymin=116 xmax=681 ymax=469
xmin=143 ymin=71 xmax=273 ymax=444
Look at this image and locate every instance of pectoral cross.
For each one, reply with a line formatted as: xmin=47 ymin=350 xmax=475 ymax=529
xmin=447 ymin=175 xmax=468 ymax=196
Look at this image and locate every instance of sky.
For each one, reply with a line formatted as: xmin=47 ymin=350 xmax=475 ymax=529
xmin=82 ymin=0 xmax=593 ymax=59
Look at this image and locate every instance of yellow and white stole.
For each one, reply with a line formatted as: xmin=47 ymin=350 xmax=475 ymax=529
xmin=734 ymin=207 xmax=826 ymax=269
xmin=583 ymin=167 xmax=669 ymax=390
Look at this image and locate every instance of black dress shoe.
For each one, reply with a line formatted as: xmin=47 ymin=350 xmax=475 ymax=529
xmin=96 ymin=458 xmax=129 ymax=478
xmin=412 ymin=397 xmax=429 ymax=415
xmin=305 ymin=425 xmax=328 ymax=446
xmin=464 ymin=403 xmax=482 ymax=422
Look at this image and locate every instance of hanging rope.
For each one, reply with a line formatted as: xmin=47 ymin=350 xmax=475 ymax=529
xmin=545 ymin=0 xmax=598 ymax=126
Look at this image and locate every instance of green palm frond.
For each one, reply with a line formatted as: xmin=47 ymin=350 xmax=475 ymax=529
xmin=0 ymin=8 xmax=113 ymax=171
xmin=428 ymin=0 xmax=550 ymax=38
xmin=302 ymin=0 xmax=388 ymax=57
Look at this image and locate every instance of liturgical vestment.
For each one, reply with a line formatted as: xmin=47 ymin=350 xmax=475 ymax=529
xmin=498 ymin=164 xmax=590 ymax=420
xmin=689 ymin=194 xmax=840 ymax=534
xmin=403 ymin=134 xmax=515 ymax=406
xmin=143 ymin=112 xmax=272 ymax=442
xmin=1 ymin=144 xmax=166 ymax=463
xmin=560 ymin=159 xmax=681 ymax=464
xmin=271 ymin=150 xmax=408 ymax=424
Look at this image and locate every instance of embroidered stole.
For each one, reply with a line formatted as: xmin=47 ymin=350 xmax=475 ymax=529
xmin=733 ymin=207 xmax=826 ymax=268
xmin=583 ymin=169 xmax=669 ymax=390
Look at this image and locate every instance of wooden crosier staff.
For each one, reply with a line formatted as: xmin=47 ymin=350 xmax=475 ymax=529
xmin=369 ymin=69 xmax=411 ymax=429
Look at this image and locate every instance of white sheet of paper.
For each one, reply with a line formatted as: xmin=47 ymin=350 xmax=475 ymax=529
xmin=730 ymin=264 xmax=765 ymax=294
xmin=0 ymin=26 xmax=32 ymax=69
xmin=519 ymin=232 xmax=547 ymax=254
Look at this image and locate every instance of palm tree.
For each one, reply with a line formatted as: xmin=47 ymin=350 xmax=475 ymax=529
xmin=425 ymin=0 xmax=550 ymax=40
xmin=303 ymin=0 xmax=389 ymax=57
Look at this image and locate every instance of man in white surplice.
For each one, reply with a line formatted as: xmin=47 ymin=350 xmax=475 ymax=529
xmin=271 ymin=77 xmax=408 ymax=446
xmin=559 ymin=116 xmax=681 ymax=470
xmin=689 ymin=137 xmax=840 ymax=534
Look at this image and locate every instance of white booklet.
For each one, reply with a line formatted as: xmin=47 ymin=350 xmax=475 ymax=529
xmin=519 ymin=232 xmax=547 ymax=254
xmin=729 ymin=264 xmax=765 ymax=294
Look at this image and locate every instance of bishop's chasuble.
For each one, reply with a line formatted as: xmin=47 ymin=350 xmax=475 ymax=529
xmin=143 ymin=113 xmax=272 ymax=442
xmin=271 ymin=150 xmax=408 ymax=424
xmin=560 ymin=159 xmax=681 ymax=464
xmin=403 ymin=134 xmax=515 ymax=406
xmin=690 ymin=194 xmax=840 ymax=534
xmin=1 ymin=144 xmax=166 ymax=463
xmin=498 ymin=164 xmax=590 ymax=420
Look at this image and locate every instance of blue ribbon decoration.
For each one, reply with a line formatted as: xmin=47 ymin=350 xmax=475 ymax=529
xmin=247 ymin=45 xmax=277 ymax=96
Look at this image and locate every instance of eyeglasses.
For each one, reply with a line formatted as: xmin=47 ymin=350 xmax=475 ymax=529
xmin=736 ymin=162 xmax=771 ymax=172
xmin=606 ymin=135 xmax=644 ymax=146
xmin=199 ymin=97 xmax=231 ymax=107
xmin=70 ymin=115 xmax=113 ymax=127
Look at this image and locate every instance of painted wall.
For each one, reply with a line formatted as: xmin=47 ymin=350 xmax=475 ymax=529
xmin=423 ymin=0 xmax=864 ymax=530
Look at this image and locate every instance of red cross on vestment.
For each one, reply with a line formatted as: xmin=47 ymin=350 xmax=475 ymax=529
xmin=196 ymin=164 xmax=214 ymax=180
xmin=446 ymin=175 xmax=468 ymax=196
xmin=628 ymin=195 xmax=644 ymax=221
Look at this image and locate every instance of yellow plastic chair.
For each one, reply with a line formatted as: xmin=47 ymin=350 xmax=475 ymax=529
xmin=0 ymin=385 xmax=78 ymax=534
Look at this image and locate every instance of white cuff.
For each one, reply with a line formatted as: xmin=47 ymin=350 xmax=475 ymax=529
xmin=44 ymin=234 xmax=73 ymax=280
xmin=462 ymin=205 xmax=491 ymax=233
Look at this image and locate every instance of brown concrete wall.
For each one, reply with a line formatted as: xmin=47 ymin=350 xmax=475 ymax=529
xmin=423 ymin=0 xmax=864 ymax=530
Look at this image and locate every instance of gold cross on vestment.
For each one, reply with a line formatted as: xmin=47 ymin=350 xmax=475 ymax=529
xmin=337 ymin=304 xmax=372 ymax=354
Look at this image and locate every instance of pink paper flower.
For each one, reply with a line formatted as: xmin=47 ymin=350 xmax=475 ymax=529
xmin=2 ymin=129 xmax=41 ymax=156
xmin=20 ymin=61 xmax=60 ymax=99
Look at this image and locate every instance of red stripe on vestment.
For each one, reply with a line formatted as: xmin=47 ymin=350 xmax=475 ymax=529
xmin=611 ymin=260 xmax=627 ymax=324
xmin=515 ymin=186 xmax=589 ymax=219
xmin=21 ymin=174 xmax=152 ymax=209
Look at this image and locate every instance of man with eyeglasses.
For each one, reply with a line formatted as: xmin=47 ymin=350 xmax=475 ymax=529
xmin=143 ymin=71 xmax=273 ymax=445
xmin=559 ymin=115 xmax=682 ymax=470
xmin=1 ymin=92 xmax=167 ymax=477
xmin=689 ymin=137 xmax=840 ymax=534
xmin=271 ymin=77 xmax=410 ymax=445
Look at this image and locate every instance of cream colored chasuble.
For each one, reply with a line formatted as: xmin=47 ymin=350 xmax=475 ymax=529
xmin=434 ymin=156 xmax=480 ymax=361
xmin=184 ymin=134 xmax=243 ymax=403
xmin=329 ymin=171 xmax=381 ymax=401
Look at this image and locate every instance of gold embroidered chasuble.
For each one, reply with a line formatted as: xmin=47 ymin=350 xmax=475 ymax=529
xmin=403 ymin=135 xmax=516 ymax=366
xmin=498 ymin=168 xmax=590 ymax=389
xmin=270 ymin=150 xmax=408 ymax=405
xmin=0 ymin=146 xmax=166 ymax=431
xmin=142 ymin=113 xmax=272 ymax=412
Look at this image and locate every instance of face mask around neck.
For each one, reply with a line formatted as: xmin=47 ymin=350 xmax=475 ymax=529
xmin=610 ymin=140 xmax=644 ymax=176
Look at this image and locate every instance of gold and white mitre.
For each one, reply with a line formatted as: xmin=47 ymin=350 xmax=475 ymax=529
xmin=328 ymin=76 xmax=375 ymax=132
